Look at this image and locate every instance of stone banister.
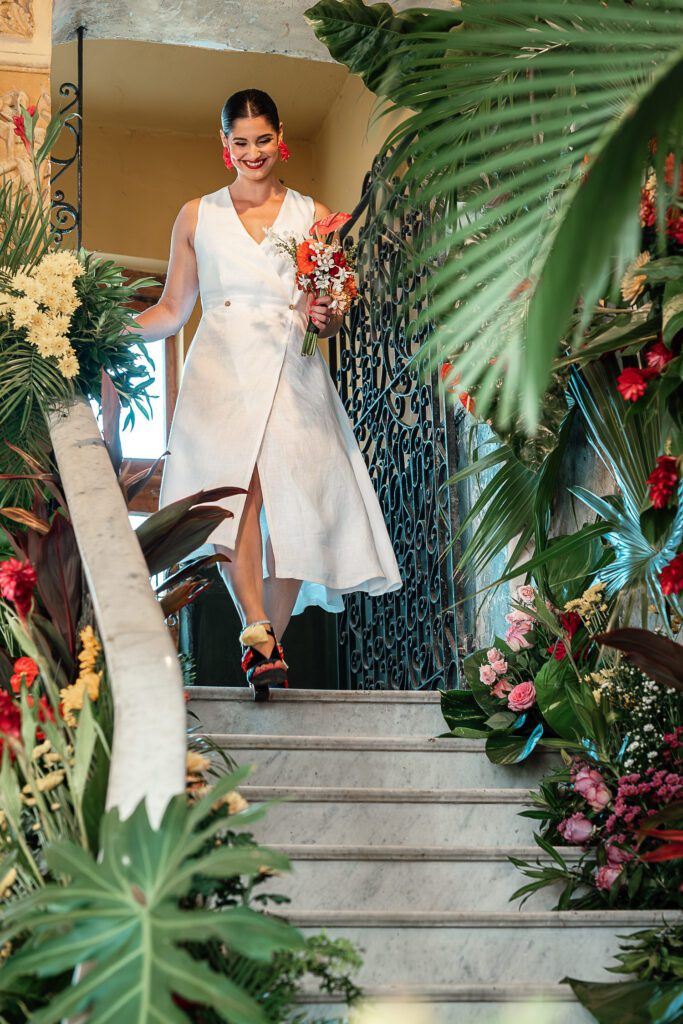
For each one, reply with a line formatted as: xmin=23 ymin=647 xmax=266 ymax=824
xmin=48 ymin=395 xmax=186 ymax=827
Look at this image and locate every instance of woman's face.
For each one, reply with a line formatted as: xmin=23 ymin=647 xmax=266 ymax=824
xmin=220 ymin=115 xmax=282 ymax=180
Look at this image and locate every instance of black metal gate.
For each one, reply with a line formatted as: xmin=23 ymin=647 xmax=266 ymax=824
xmin=331 ymin=151 xmax=460 ymax=691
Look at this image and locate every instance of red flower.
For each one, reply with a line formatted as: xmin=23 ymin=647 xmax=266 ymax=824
xmin=309 ymin=211 xmax=352 ymax=240
xmin=659 ymin=554 xmax=683 ymax=596
xmin=645 ymin=340 xmax=674 ymax=373
xmin=560 ymin=611 xmax=582 ymax=638
xmin=296 ymin=239 xmax=317 ymax=276
xmin=0 ymin=558 xmax=37 ymax=619
xmin=440 ymin=362 xmax=462 ymax=390
xmin=10 ymin=656 xmax=39 ymax=694
xmin=0 ymin=690 xmax=22 ymax=760
xmin=459 ymin=392 xmax=475 ymax=414
xmin=547 ymin=639 xmax=568 ymax=661
xmin=616 ymin=366 xmax=655 ymax=402
xmin=647 ymin=456 xmax=679 ymax=510
xmin=12 ymin=114 xmax=30 ymax=152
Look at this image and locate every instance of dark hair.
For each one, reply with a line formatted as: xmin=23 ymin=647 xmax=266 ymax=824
xmin=220 ymin=89 xmax=280 ymax=136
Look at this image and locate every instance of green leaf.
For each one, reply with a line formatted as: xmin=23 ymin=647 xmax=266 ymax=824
xmin=463 ymin=651 xmax=504 ymax=716
xmin=485 ymin=724 xmax=543 ymax=764
xmin=663 ymin=277 xmax=683 ymax=344
xmin=564 ymin=977 xmax=683 ymax=1024
xmin=440 ymin=687 xmax=488 ymax=733
xmin=533 ymin=658 xmax=583 ymax=741
xmin=0 ymin=789 xmax=304 ymax=1022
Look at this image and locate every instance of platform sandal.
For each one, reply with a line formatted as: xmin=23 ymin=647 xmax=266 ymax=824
xmin=239 ymin=619 xmax=289 ymax=702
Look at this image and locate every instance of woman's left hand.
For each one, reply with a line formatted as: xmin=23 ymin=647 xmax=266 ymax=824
xmin=307 ymin=293 xmax=337 ymax=334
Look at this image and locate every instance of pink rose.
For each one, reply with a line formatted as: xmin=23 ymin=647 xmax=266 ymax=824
xmin=605 ymin=839 xmax=632 ymax=866
xmin=507 ymin=681 xmax=536 ymax=712
xmin=491 ymin=677 xmax=514 ymax=699
xmin=594 ymin=865 xmax=623 ymax=891
xmin=492 ymin=658 xmax=508 ymax=676
xmin=479 ymin=664 xmax=498 ymax=686
xmin=505 ymin=609 xmax=535 ymax=628
xmin=505 ymin=624 xmax=534 ymax=651
xmin=516 ymin=584 xmax=536 ymax=606
xmin=557 ymin=813 xmax=593 ymax=845
xmin=574 ymin=767 xmax=612 ymax=812
xmin=487 ymin=647 xmax=504 ymax=665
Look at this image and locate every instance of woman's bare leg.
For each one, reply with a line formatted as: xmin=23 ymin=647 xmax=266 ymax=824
xmin=263 ymin=534 xmax=302 ymax=639
xmin=216 ymin=465 xmax=273 ymax=657
xmin=216 ymin=465 xmax=302 ymax=653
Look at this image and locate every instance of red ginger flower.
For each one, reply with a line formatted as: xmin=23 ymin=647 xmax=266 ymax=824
xmin=647 ymin=456 xmax=679 ymax=510
xmin=0 ymin=690 xmax=22 ymax=760
xmin=616 ymin=366 xmax=656 ymax=402
xmin=646 ymin=340 xmax=674 ymax=373
xmin=659 ymin=553 xmax=683 ymax=596
xmin=10 ymin=656 xmax=39 ymax=694
xmin=0 ymin=558 xmax=37 ymax=619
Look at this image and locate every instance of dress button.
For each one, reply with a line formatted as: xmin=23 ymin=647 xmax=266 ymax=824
xmin=224 ymin=299 xmax=231 ymax=307
xmin=288 ymin=303 xmax=295 ymax=310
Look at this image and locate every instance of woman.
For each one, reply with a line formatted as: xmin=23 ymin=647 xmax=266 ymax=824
xmin=129 ymin=88 xmax=402 ymax=700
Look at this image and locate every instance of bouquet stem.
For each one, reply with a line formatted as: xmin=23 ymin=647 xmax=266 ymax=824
xmin=301 ymin=288 xmax=328 ymax=357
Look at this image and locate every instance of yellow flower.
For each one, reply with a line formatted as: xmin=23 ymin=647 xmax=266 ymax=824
xmin=36 ymin=770 xmax=65 ymax=793
xmin=57 ymin=352 xmax=80 ymax=379
xmin=214 ymin=790 xmax=249 ymax=815
xmin=31 ymin=740 xmax=52 ymax=760
xmin=0 ymin=867 xmax=17 ymax=899
xmin=9 ymin=294 xmax=40 ymax=328
xmin=186 ymin=751 xmax=211 ymax=775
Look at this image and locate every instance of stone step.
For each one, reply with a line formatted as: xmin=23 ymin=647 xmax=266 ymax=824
xmin=188 ymin=687 xmax=446 ymax=737
xmin=284 ymin=911 xmax=682 ymax=987
xmin=244 ymin=785 xmax=535 ymax=846
xmin=266 ymin=845 xmax=582 ymax=912
xmin=296 ymin=985 xmax=592 ymax=1024
xmin=217 ymin=734 xmax=558 ymax=789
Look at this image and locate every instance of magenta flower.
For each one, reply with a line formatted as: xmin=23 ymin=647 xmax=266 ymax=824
xmin=557 ymin=813 xmax=593 ymax=845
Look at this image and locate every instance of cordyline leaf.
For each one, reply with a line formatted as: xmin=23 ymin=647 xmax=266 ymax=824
xmin=100 ymin=369 xmax=122 ymax=476
xmin=139 ymin=507 xmax=234 ymax=577
xmin=120 ymin=452 xmax=168 ymax=503
xmin=0 ymin=772 xmax=303 ymax=1024
xmin=0 ymin=506 xmax=50 ymax=533
xmin=159 ymin=579 xmax=211 ymax=617
xmin=639 ymin=842 xmax=683 ymax=863
xmin=596 ymin=629 xmax=683 ymax=690
xmin=154 ymin=553 xmax=230 ymax=595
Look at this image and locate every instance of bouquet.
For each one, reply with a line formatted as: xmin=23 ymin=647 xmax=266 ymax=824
xmin=267 ymin=211 xmax=358 ymax=356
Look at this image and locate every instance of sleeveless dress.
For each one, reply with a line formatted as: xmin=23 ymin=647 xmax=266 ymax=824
xmin=158 ymin=184 xmax=403 ymax=616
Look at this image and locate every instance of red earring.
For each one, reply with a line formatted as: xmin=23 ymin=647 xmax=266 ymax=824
xmin=278 ymin=140 xmax=290 ymax=162
xmin=222 ymin=146 xmax=234 ymax=170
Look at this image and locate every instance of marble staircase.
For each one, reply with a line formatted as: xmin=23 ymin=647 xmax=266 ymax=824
xmin=188 ymin=687 xmax=678 ymax=1023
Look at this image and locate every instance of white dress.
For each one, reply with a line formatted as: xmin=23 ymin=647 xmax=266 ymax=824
xmin=158 ymin=184 xmax=403 ymax=616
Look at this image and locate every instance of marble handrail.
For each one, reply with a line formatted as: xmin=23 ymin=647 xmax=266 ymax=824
xmin=48 ymin=395 xmax=185 ymax=827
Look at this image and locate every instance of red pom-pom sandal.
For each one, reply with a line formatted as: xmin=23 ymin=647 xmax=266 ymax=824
xmin=239 ymin=620 xmax=289 ymax=702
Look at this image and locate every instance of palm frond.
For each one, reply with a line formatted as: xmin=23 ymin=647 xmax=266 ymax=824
xmin=307 ymin=0 xmax=683 ymax=426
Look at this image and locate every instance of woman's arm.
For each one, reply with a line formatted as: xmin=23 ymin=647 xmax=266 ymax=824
xmin=124 ymin=200 xmax=200 ymax=342
xmin=309 ymin=199 xmax=344 ymax=339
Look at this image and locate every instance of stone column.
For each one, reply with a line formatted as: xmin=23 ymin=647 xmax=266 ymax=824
xmin=0 ymin=0 xmax=52 ymax=199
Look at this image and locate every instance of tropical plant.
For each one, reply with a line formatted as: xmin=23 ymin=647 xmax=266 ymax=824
xmin=0 ymin=769 xmax=303 ymax=1023
xmin=305 ymin=0 xmax=683 ymax=429
xmin=564 ymin=925 xmax=683 ymax=1024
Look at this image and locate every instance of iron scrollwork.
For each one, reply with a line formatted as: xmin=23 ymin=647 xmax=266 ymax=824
xmin=50 ymin=27 xmax=84 ymax=247
xmin=331 ymin=150 xmax=460 ymax=691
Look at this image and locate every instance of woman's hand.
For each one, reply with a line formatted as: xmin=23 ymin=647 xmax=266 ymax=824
xmin=307 ymin=293 xmax=342 ymax=338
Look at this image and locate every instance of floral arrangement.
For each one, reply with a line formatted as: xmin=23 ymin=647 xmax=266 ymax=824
xmin=512 ymin=728 xmax=683 ymax=910
xmin=268 ymin=211 xmax=358 ymax=355
xmin=441 ymin=582 xmax=603 ymax=764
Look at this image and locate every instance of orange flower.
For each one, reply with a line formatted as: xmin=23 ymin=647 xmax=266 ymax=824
xmin=344 ymin=276 xmax=358 ymax=300
xmin=10 ymin=656 xmax=39 ymax=694
xmin=296 ymin=240 xmax=317 ymax=275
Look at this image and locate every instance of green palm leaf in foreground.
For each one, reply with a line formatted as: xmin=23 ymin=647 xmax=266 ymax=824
xmin=306 ymin=0 xmax=683 ymax=426
xmin=0 ymin=770 xmax=302 ymax=1024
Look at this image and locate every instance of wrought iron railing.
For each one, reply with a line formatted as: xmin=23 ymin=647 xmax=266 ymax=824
xmin=331 ymin=149 xmax=461 ymax=691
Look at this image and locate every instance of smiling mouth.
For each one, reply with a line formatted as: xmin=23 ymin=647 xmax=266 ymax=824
xmin=243 ymin=158 xmax=267 ymax=169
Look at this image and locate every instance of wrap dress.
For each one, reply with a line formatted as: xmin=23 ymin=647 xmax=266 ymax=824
xmin=158 ymin=184 xmax=403 ymax=616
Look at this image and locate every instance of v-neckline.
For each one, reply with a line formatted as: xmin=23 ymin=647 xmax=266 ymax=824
xmin=225 ymin=186 xmax=290 ymax=248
